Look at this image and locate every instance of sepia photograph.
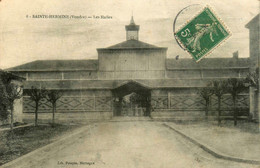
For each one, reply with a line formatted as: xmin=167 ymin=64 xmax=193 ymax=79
xmin=0 ymin=0 xmax=259 ymax=167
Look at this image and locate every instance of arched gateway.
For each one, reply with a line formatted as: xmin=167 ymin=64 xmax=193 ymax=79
xmin=6 ymin=16 xmax=251 ymax=122
xmin=112 ymin=81 xmax=151 ymax=117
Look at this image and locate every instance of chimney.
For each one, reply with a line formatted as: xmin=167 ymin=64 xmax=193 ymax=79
xmin=233 ymin=51 xmax=239 ymax=59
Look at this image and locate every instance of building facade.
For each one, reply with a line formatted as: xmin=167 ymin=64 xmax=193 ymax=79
xmin=246 ymin=14 xmax=260 ymax=122
xmin=7 ymin=16 xmax=255 ymax=123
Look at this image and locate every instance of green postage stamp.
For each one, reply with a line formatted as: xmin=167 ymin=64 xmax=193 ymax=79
xmin=175 ymin=6 xmax=231 ymax=62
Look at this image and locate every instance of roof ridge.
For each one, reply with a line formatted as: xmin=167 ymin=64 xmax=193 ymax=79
xmin=6 ymin=59 xmax=98 ymax=71
xmin=105 ymin=39 xmax=163 ymax=49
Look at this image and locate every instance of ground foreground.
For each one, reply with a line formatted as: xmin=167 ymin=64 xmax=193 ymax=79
xmin=2 ymin=121 xmax=259 ymax=168
xmin=0 ymin=124 xmax=80 ymax=165
xmin=166 ymin=120 xmax=260 ymax=161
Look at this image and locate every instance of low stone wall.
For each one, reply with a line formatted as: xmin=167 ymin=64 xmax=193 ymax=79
xmin=23 ymin=96 xmax=113 ymax=113
xmin=151 ymin=110 xmax=205 ymax=120
xmin=22 ymin=89 xmax=114 ymax=122
xmin=151 ymin=89 xmax=249 ymax=120
xmin=22 ymin=111 xmax=113 ymax=123
xmin=21 ymin=88 xmax=250 ymax=121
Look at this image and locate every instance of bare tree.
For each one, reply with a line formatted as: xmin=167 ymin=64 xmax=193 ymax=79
xmin=26 ymin=86 xmax=47 ymax=126
xmin=210 ymin=80 xmax=227 ymax=126
xmin=198 ymin=87 xmax=213 ymax=120
xmin=46 ymin=90 xmax=62 ymax=125
xmin=226 ymin=78 xmax=246 ymax=126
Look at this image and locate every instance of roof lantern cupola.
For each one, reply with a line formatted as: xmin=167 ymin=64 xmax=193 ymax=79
xmin=125 ymin=15 xmax=140 ymax=41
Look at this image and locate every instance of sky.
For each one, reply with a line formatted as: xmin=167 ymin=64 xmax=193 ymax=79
xmin=0 ymin=0 xmax=259 ymax=69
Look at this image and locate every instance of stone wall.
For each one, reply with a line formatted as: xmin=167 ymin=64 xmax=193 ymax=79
xmin=63 ymin=71 xmax=97 ymax=80
xmin=249 ymin=86 xmax=259 ymax=122
xmin=150 ymin=88 xmax=249 ymax=120
xmin=166 ymin=68 xmax=249 ymax=79
xmin=248 ymin=25 xmax=259 ymax=69
xmin=13 ymin=97 xmax=23 ymax=123
xmin=22 ymin=89 xmax=113 ymax=122
xmin=98 ymin=49 xmax=166 ymax=79
xmin=22 ymin=112 xmax=113 ymax=123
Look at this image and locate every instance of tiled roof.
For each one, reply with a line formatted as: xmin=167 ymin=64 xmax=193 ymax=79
xmin=166 ymin=57 xmax=250 ymax=69
xmin=125 ymin=24 xmax=140 ymax=31
xmin=6 ymin=60 xmax=98 ymax=72
xmin=125 ymin=16 xmax=140 ymax=31
xmin=6 ymin=57 xmax=250 ymax=73
xmin=98 ymin=39 xmax=167 ymax=50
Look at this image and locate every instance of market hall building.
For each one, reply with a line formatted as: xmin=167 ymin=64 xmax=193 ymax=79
xmin=7 ymin=16 xmax=253 ymax=122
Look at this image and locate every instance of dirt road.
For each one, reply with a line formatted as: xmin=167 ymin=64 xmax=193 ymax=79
xmin=3 ymin=121 xmax=258 ymax=168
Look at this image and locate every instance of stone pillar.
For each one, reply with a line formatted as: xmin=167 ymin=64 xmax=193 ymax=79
xmin=11 ymin=80 xmax=24 ymax=123
xmin=250 ymin=86 xmax=258 ymax=121
xmin=13 ymin=97 xmax=23 ymax=123
xmin=258 ymin=71 xmax=260 ymax=132
xmin=256 ymin=13 xmax=260 ymax=132
xmin=258 ymin=84 xmax=260 ymax=132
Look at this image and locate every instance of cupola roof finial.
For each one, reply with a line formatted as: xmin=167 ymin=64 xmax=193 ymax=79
xmin=130 ymin=11 xmax=135 ymax=25
xmin=125 ymin=12 xmax=139 ymax=40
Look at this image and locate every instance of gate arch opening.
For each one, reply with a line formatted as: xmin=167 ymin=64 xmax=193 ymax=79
xmin=112 ymin=81 xmax=151 ymax=117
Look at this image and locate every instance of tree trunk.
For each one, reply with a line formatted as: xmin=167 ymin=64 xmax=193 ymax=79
xmin=205 ymin=99 xmax=209 ymax=120
xmin=52 ymin=103 xmax=55 ymax=124
xmin=35 ymin=102 xmax=38 ymax=126
xmin=10 ymin=103 xmax=14 ymax=131
xmin=118 ymin=97 xmax=123 ymax=116
xmin=233 ymin=97 xmax=237 ymax=126
xmin=218 ymin=97 xmax=221 ymax=126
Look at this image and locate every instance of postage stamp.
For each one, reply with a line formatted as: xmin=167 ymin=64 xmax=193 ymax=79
xmin=175 ymin=6 xmax=231 ymax=62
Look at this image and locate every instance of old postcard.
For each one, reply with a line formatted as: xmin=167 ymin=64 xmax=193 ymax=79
xmin=0 ymin=0 xmax=259 ymax=168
